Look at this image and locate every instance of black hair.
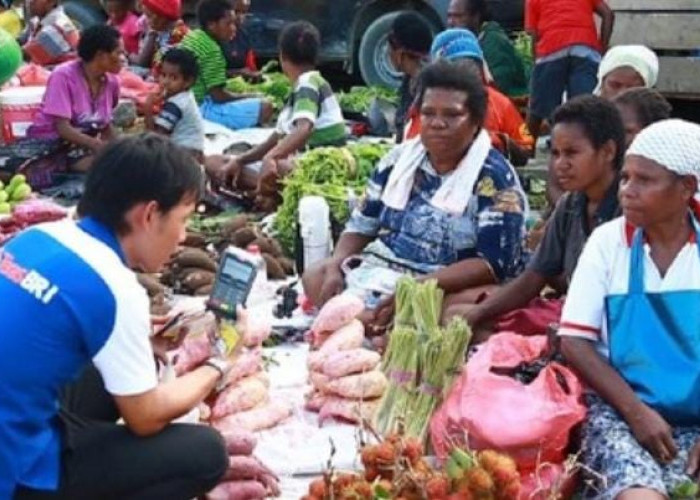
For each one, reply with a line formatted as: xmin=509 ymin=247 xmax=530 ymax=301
xmin=78 ymin=134 xmax=204 ymax=235
xmin=162 ymin=48 xmax=199 ymax=80
xmin=105 ymin=0 xmax=133 ymax=8
xmin=417 ymin=60 xmax=488 ymax=126
xmin=552 ymin=95 xmax=626 ymax=170
xmin=278 ymin=21 xmax=320 ymax=66
xmin=390 ymin=12 xmax=433 ymax=55
xmin=464 ymin=0 xmax=490 ymax=21
xmin=197 ymin=0 xmax=232 ymax=29
xmin=78 ymin=25 xmax=121 ymax=62
xmin=613 ymin=87 xmax=672 ymax=130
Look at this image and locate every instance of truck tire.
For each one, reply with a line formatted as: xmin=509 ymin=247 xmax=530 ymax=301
xmin=357 ymin=12 xmax=402 ymax=88
xmin=63 ymin=0 xmax=106 ymax=30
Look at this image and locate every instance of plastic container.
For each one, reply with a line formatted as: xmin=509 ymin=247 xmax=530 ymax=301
xmin=244 ymin=244 xmax=268 ymax=306
xmin=298 ymin=196 xmax=331 ymax=272
xmin=0 ymin=86 xmax=45 ymax=143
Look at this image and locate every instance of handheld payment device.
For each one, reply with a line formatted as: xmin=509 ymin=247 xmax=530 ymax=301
xmin=206 ymin=248 xmax=258 ymax=321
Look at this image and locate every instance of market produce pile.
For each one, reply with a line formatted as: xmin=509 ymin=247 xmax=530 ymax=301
xmin=301 ymin=430 xmax=523 ymax=500
xmin=157 ymin=310 xmax=289 ymax=498
xmin=225 ymin=62 xmax=292 ymax=110
xmin=273 ymin=142 xmax=391 ymax=253
xmin=208 ymin=428 xmax=280 ymax=500
xmin=0 ymin=196 xmax=68 ymax=245
xmin=305 ymin=294 xmax=387 ymax=425
xmin=376 ymin=278 xmax=473 ymax=441
xmin=337 ymin=86 xmax=398 ymax=114
xmin=0 ymin=174 xmax=32 ymax=214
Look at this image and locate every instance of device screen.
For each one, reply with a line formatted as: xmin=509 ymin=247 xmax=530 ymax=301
xmin=207 ymin=253 xmax=257 ymax=318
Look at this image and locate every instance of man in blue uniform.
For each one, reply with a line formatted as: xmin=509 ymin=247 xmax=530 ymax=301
xmin=0 ymin=134 xmax=229 ymax=499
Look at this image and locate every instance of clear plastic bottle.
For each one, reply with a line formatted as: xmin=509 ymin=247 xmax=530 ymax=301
xmin=245 ymin=244 xmax=267 ymax=306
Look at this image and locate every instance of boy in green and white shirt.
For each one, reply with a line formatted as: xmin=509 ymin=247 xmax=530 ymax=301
xmin=276 ymin=70 xmax=346 ymax=148
xmin=206 ymin=21 xmax=346 ymax=208
xmin=179 ymin=0 xmax=273 ymax=130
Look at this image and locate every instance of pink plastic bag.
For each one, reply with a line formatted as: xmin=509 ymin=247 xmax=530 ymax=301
xmin=16 ymin=64 xmax=51 ymax=86
xmin=430 ymin=333 xmax=586 ymax=471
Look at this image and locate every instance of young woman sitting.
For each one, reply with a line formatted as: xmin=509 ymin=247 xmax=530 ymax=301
xmin=559 ymin=119 xmax=700 ymax=499
xmin=444 ymin=95 xmax=625 ymax=340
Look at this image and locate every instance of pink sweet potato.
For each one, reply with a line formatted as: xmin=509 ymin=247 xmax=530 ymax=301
xmin=321 ymin=348 xmax=381 ymax=378
xmin=309 ymin=371 xmax=331 ymax=393
xmin=222 ymin=350 xmax=263 ymax=388
xmin=173 ymin=333 xmax=212 ymax=376
xmin=311 ymin=294 xmax=364 ymax=336
xmin=304 ymin=390 xmax=326 ymax=413
xmin=212 ymin=402 xmax=291 ymax=433
xmin=325 ymin=370 xmax=387 ymax=399
xmin=211 ymin=376 xmax=269 ymax=419
xmin=318 ymin=397 xmax=380 ymax=426
xmin=207 ymin=480 xmax=266 ymax=500
xmin=318 ymin=319 xmax=364 ymax=354
xmin=223 ymin=456 xmax=269 ymax=481
xmin=219 ymin=429 xmax=257 ymax=456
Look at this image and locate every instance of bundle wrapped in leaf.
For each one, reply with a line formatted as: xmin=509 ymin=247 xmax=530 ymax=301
xmin=272 ymin=142 xmax=390 ymax=253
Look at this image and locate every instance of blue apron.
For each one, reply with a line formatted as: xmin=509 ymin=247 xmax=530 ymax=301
xmin=605 ymin=224 xmax=700 ymax=425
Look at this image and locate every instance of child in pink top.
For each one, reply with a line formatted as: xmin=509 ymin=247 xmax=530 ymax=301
xmin=106 ymin=0 xmax=141 ymax=55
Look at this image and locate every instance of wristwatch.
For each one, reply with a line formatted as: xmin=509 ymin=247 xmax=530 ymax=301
xmin=203 ymin=357 xmax=229 ymax=392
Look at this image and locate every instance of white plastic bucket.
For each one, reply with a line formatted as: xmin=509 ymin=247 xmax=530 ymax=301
xmin=0 ymin=86 xmax=45 ymax=143
xmin=298 ymin=196 xmax=332 ymax=269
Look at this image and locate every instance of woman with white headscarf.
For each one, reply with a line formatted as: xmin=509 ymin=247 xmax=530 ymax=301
xmin=596 ymin=44 xmax=659 ymax=100
xmin=559 ymin=119 xmax=700 ymax=499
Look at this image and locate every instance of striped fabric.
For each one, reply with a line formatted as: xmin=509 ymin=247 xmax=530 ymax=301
xmin=179 ymin=29 xmax=227 ymax=103
xmin=276 ymin=70 xmax=346 ymax=147
xmin=24 ymin=6 xmax=79 ymax=66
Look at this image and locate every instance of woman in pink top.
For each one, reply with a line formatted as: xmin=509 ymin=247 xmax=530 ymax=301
xmin=19 ymin=26 xmax=123 ymax=185
xmin=106 ymin=0 xmax=142 ymax=55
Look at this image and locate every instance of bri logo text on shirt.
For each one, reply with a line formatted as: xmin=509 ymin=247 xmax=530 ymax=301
xmin=0 ymin=250 xmax=59 ymax=304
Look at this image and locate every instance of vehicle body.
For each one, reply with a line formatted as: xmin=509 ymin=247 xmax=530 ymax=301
xmin=244 ymin=0 xmax=524 ymax=87
xmin=62 ymin=0 xmax=525 ymax=87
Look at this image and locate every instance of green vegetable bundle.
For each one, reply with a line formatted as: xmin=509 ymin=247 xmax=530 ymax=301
xmin=271 ymin=142 xmax=390 ymax=254
xmin=225 ymin=62 xmax=292 ymax=109
xmin=338 ymin=86 xmax=398 ymax=114
xmin=374 ymin=277 xmax=472 ymax=441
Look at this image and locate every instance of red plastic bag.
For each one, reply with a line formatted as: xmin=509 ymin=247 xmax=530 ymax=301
xmin=430 ymin=333 xmax=586 ymax=471
xmin=493 ymin=297 xmax=563 ymax=336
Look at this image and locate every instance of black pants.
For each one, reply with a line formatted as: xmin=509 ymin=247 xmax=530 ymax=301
xmin=14 ymin=366 xmax=228 ymax=500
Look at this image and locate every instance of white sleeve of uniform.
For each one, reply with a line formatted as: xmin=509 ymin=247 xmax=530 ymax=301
xmin=558 ymin=223 xmax=613 ymax=342
xmin=93 ymin=282 xmax=158 ymax=396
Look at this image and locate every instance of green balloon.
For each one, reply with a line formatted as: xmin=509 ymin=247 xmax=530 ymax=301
xmin=0 ymin=27 xmax=22 ymax=86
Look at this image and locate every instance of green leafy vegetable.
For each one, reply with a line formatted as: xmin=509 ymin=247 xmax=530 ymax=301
xmin=338 ymin=86 xmax=398 ymax=114
xmin=271 ymin=142 xmax=391 ymax=254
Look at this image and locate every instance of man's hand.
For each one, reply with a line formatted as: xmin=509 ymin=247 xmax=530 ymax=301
xmin=257 ymin=157 xmax=279 ymax=196
xmin=627 ymin=403 xmax=677 ymax=464
xmin=686 ymin=439 xmax=700 ymax=479
xmin=368 ymin=294 xmax=395 ymax=337
xmin=150 ymin=315 xmax=190 ymax=365
xmin=317 ymin=262 xmax=344 ymax=306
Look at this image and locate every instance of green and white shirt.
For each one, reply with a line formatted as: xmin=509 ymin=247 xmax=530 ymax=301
xmin=179 ymin=29 xmax=227 ymax=103
xmin=276 ymin=70 xmax=346 ymax=147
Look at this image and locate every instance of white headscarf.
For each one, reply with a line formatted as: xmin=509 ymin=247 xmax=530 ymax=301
xmin=627 ymin=119 xmax=700 ymax=180
xmin=595 ymin=45 xmax=659 ymax=94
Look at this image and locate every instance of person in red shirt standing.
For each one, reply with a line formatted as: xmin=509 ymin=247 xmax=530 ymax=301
xmin=525 ymin=0 xmax=614 ymax=144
